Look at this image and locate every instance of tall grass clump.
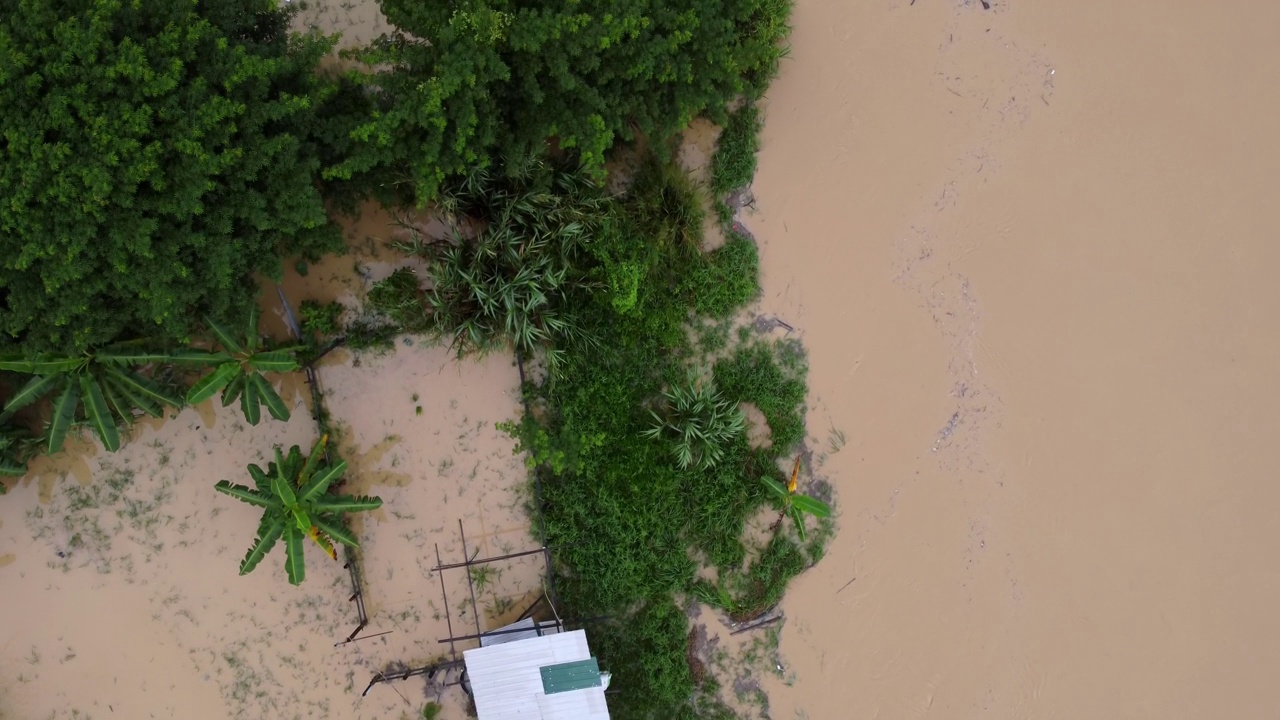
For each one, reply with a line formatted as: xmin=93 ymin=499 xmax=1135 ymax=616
xmin=710 ymin=102 xmax=763 ymax=196
xmin=365 ymin=159 xmax=617 ymax=372
xmin=643 ymin=371 xmax=747 ymax=470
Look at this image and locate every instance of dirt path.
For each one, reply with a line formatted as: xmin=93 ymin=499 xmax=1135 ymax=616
xmin=749 ymin=0 xmax=1280 ymax=717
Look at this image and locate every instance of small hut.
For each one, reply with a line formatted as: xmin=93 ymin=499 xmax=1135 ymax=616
xmin=463 ymin=625 xmax=611 ymax=720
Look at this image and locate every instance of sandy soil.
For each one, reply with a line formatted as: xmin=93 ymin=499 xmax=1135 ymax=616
xmin=747 ymin=0 xmax=1280 ymax=717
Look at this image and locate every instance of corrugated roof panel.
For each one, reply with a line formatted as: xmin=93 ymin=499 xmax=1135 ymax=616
xmin=464 ymin=630 xmax=610 ymax=720
xmin=536 ymin=688 xmax=609 ymax=717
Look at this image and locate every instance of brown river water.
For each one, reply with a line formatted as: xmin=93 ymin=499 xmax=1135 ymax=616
xmin=4 ymin=1 xmax=1280 ymax=718
xmin=751 ymin=0 xmax=1280 ymax=717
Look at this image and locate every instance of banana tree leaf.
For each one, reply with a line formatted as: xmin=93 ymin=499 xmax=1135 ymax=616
xmin=789 ymin=506 xmax=807 ymax=542
xmin=187 ymin=362 xmax=241 ymax=405
xmin=247 ymin=463 xmax=271 ymax=492
xmin=240 ymin=376 xmax=261 ymax=425
xmin=281 ymin=445 xmax=304 ymax=477
xmin=93 ymin=348 xmax=177 ymax=366
xmin=298 ymin=460 xmax=348 ymax=502
xmin=0 ymin=354 xmax=83 ymax=374
xmin=313 ymin=494 xmax=383 ymax=513
xmin=307 ymin=525 xmax=337 ymax=560
xmin=105 ymin=368 xmax=181 ymax=409
xmin=762 ymin=477 xmax=790 ymax=501
xmin=245 ymin=305 xmax=261 ymax=352
xmin=215 ymin=480 xmax=275 ymax=508
xmin=292 ymin=506 xmax=312 ymax=532
xmin=221 ymin=372 xmax=246 ymax=407
xmin=204 ymin=316 xmax=244 ymax=355
xmin=4 ymin=374 xmax=63 ymax=413
xmin=169 ymin=350 xmax=234 ymax=366
xmin=283 ymin=523 xmax=306 ymax=585
xmin=791 ymin=495 xmax=831 ymax=518
xmin=299 ymin=434 xmax=329 ymax=487
xmin=313 ymin=516 xmax=360 ymax=548
xmin=102 ymin=372 xmax=163 ymax=418
xmin=0 ymin=459 xmax=26 ymax=477
xmin=272 ymin=471 xmax=297 ymax=507
xmin=239 ymin=515 xmax=286 ymax=576
xmin=246 ymin=350 xmax=298 ymax=373
xmin=96 ymin=374 xmax=134 ymax=424
xmin=46 ymin=381 xmax=80 ymax=454
xmin=251 ymin=373 xmax=290 ymax=422
xmin=79 ymin=375 xmax=120 ymax=452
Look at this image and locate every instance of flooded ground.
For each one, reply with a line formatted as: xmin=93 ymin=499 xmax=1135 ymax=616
xmin=5 ymin=0 xmax=1279 ymax=718
xmin=0 ymin=203 xmax=539 ymax=719
xmin=750 ymin=0 xmax=1280 ymax=717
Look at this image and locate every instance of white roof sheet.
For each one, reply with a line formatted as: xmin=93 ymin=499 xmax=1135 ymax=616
xmin=463 ymin=629 xmax=611 ymax=720
xmin=480 ymin=617 xmax=562 ymax=647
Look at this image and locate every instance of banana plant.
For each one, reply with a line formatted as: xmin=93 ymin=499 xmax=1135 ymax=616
xmin=179 ymin=307 xmax=299 ymax=425
xmin=763 ymin=457 xmax=832 ymax=541
xmin=0 ymin=344 xmax=182 ymax=452
xmin=214 ymin=435 xmax=381 ymax=586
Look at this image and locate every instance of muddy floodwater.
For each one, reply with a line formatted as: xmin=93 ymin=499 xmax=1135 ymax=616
xmin=751 ymin=0 xmax=1280 ymax=717
xmin=4 ymin=0 xmax=1280 ymax=718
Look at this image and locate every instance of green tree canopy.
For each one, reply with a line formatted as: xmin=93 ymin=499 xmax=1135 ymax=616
xmin=0 ymin=0 xmax=343 ymax=354
xmin=330 ymin=0 xmax=793 ymax=202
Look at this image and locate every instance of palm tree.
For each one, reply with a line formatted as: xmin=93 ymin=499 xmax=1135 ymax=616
xmin=763 ymin=457 xmax=832 ymax=541
xmin=215 ymin=435 xmax=381 ymax=586
xmin=178 ymin=306 xmax=300 ymax=425
xmin=0 ymin=343 xmax=181 ymax=452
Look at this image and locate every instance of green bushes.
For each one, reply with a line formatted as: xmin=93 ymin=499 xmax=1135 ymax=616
xmin=643 ymin=372 xmax=747 ymax=470
xmin=710 ymin=103 xmax=763 ymax=196
xmin=586 ymin=599 xmax=720 ymax=720
xmin=686 ymin=234 xmax=762 ymax=318
xmin=329 ymin=0 xmax=797 ymax=203
xmin=0 ymin=418 xmax=35 ymax=479
xmin=365 ymin=160 xmax=617 ymax=370
xmin=494 ymin=158 xmax=825 ymax=717
xmin=0 ymin=0 xmax=342 ymax=353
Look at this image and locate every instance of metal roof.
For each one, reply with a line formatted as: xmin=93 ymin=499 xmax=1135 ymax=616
xmin=480 ymin=617 xmax=562 ymax=647
xmin=463 ymin=629 xmax=611 ymax=720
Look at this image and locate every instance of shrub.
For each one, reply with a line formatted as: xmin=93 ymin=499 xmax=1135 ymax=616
xmin=685 ymin=232 xmax=761 ymax=318
xmin=0 ymin=0 xmax=342 ymax=353
xmin=643 ymin=372 xmax=746 ymax=470
xmin=330 ymin=0 xmax=796 ymax=202
xmin=366 ymin=160 xmax=616 ymax=371
xmin=710 ymin=102 xmax=763 ymax=195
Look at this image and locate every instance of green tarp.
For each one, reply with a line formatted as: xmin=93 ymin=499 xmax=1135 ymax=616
xmin=539 ymin=658 xmax=602 ymax=695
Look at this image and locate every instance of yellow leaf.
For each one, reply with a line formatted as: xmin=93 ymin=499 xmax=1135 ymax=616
xmin=788 ymin=456 xmax=800 ymax=494
xmin=307 ymin=526 xmax=337 ymax=561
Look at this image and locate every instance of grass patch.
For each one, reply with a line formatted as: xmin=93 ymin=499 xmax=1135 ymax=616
xmin=710 ymin=103 xmax=762 ymax=197
xmin=685 ymin=231 xmax=761 ymax=318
